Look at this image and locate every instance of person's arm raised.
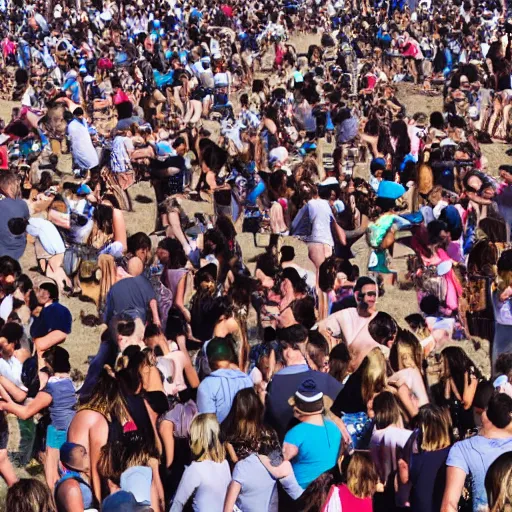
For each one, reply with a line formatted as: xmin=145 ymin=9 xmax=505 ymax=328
xmin=34 ymin=330 xmax=68 ymax=354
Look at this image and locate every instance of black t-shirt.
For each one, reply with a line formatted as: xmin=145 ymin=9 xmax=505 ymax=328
xmin=190 ymin=296 xmax=218 ymax=342
xmin=330 ymin=363 xmax=365 ymax=415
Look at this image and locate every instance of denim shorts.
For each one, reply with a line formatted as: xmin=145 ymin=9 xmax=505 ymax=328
xmin=46 ymin=425 xmax=67 ymax=450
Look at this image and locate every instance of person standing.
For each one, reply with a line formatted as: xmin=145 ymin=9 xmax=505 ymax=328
xmin=319 ymin=276 xmax=385 ymax=370
xmin=283 ymin=379 xmax=342 ymax=489
xmin=65 ymin=110 xmax=99 ymax=178
xmin=30 ymin=282 xmax=72 ymax=356
xmin=441 ymin=393 xmax=512 ymax=512
xmin=170 ymin=414 xmax=231 ymax=512
xmin=197 ymin=336 xmax=253 ymax=423
xmin=0 ymin=172 xmax=29 ymax=259
xmin=265 ymin=325 xmax=343 ymax=441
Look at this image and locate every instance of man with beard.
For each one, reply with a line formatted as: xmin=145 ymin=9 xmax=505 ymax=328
xmin=30 ymin=282 xmax=72 ymax=356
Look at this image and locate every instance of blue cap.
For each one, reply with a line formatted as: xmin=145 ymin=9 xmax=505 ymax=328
xmin=370 ymin=157 xmax=386 ymax=174
xmin=77 ymin=184 xmax=92 ymax=195
xmin=156 ymin=141 xmax=172 ymax=156
xmin=60 ymin=442 xmax=82 ymax=468
xmin=102 ymin=490 xmax=143 ymax=512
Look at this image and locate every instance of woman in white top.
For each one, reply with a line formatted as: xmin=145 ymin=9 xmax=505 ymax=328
xmin=305 ymin=184 xmax=346 ymax=319
xmin=170 ymin=413 xmax=231 ymax=512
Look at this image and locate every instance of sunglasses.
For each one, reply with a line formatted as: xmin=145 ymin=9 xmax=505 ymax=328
xmin=360 ymin=291 xmax=377 ymax=297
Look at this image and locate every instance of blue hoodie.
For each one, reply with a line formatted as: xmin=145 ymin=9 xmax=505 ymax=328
xmin=197 ymin=369 xmax=253 ymax=423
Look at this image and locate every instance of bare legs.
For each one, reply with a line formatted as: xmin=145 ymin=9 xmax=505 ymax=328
xmin=308 ymin=243 xmax=333 ymax=320
xmin=0 ymin=449 xmax=17 ymax=487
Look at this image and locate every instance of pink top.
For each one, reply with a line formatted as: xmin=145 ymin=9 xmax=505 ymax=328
xmin=323 ymin=484 xmax=373 ymax=512
xmin=421 ymin=248 xmax=463 ymax=311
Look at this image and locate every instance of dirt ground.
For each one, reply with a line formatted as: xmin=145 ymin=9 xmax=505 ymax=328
xmin=0 ymin=33 xmax=509 ymax=497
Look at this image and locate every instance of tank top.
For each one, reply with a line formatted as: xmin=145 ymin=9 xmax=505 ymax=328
xmin=55 ymin=471 xmax=95 ymax=510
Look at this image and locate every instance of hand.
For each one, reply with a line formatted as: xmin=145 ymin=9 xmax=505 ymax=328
xmin=500 ymin=286 xmax=512 ymax=302
xmin=398 ymin=458 xmax=409 ymax=485
xmin=338 ymin=418 xmax=352 ymax=447
xmin=257 ymin=455 xmax=291 ymax=479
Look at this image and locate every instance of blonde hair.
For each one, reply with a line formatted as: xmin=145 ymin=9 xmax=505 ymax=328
xmin=190 ymin=413 xmax=226 ymax=463
xmin=346 ymin=452 xmax=378 ymax=499
xmin=486 ymin=452 xmax=512 ymax=512
xmin=361 ymin=348 xmax=387 ymax=405
xmin=389 ymin=329 xmax=424 ymax=373
xmin=417 ymin=404 xmax=452 ymax=452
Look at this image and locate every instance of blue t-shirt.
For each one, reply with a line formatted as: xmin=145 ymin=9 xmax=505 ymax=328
xmin=284 ymin=419 xmax=341 ymax=489
xmin=446 ymin=435 xmax=512 ymax=511
xmin=30 ymin=302 xmax=72 ymax=339
xmin=0 ymin=196 xmax=30 ymax=259
xmin=43 ymin=376 xmax=76 ymax=430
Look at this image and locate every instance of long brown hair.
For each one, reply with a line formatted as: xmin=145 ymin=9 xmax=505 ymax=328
xmin=417 ymin=404 xmax=452 ymax=452
xmin=6 ymin=479 xmax=56 ymax=512
xmin=301 ymin=472 xmax=334 ymax=512
xmin=222 ymin=387 xmax=264 ymax=445
xmin=486 ymin=452 xmax=512 ymax=512
xmin=78 ymin=366 xmax=130 ymax=424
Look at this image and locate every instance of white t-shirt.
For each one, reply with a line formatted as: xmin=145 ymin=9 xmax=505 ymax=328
xmin=27 ymin=217 xmax=65 ymax=256
xmin=111 ymin=135 xmax=134 ymax=174
xmin=307 ymin=198 xmax=335 ymax=246
xmin=0 ymin=355 xmax=26 ymax=390
xmin=21 ymin=86 xmax=36 ymax=107
xmin=0 ymin=295 xmax=12 ymax=322
xmin=68 ymin=119 xmax=99 ymax=170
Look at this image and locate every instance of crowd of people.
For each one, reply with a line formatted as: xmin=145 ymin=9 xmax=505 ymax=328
xmin=0 ymin=0 xmax=512 ymax=510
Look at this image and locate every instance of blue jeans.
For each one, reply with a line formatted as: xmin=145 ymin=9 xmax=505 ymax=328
xmin=79 ymin=339 xmax=118 ymax=399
